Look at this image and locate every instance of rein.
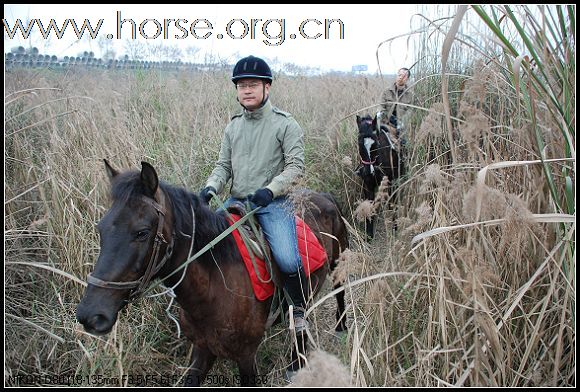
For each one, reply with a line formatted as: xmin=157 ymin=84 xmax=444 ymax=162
xmin=379 ymin=127 xmax=396 ymax=150
xmin=87 ymin=189 xmax=175 ymax=302
xmin=359 ymin=118 xmax=378 ymax=166
xmin=360 ymin=158 xmax=376 ymax=165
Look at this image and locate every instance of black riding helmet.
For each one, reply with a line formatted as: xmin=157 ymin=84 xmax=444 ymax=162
xmin=232 ymin=55 xmax=273 ymax=84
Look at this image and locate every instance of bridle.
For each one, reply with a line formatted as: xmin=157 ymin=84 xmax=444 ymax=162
xmin=358 ymin=119 xmax=401 ymax=174
xmin=359 ymin=119 xmax=378 ymax=167
xmin=86 ymin=189 xmax=175 ymax=302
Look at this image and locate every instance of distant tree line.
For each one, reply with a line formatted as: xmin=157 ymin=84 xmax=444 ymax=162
xmin=4 ymin=46 xmax=229 ymax=71
xmin=5 ymin=46 xmax=365 ymax=76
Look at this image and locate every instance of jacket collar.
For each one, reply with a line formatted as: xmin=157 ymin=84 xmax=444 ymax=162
xmin=394 ymin=82 xmax=408 ymax=93
xmin=243 ymin=98 xmax=271 ymax=120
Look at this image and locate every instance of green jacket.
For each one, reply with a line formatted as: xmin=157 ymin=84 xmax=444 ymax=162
xmin=206 ymin=99 xmax=305 ymax=199
xmin=380 ymin=82 xmax=414 ymax=124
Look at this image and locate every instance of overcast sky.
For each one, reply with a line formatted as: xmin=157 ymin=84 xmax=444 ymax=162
xmin=4 ymin=4 xmax=422 ymax=74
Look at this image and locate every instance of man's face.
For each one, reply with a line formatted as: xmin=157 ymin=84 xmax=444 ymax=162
xmin=236 ymin=78 xmax=270 ymax=110
xmin=396 ymin=69 xmax=409 ymax=87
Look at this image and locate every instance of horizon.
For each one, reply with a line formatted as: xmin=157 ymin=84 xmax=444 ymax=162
xmin=4 ymin=44 xmax=401 ymax=77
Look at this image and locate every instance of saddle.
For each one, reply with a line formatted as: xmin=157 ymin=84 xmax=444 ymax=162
xmin=225 ymin=203 xmax=328 ymax=302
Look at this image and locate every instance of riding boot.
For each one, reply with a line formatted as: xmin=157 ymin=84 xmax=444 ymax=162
xmin=282 ymin=266 xmax=309 ymax=333
xmin=283 ymin=266 xmax=310 ymax=379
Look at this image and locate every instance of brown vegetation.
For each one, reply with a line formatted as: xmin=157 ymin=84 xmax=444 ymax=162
xmin=4 ymin=4 xmax=574 ymax=387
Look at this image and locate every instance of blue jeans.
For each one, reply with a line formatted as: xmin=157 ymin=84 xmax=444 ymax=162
xmin=222 ymin=196 xmax=302 ymax=274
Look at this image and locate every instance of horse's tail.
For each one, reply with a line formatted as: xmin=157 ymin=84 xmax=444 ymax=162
xmin=320 ymin=192 xmax=349 ymax=257
xmin=319 ymin=192 xmax=349 ymax=332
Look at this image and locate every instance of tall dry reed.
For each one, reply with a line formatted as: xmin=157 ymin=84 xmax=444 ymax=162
xmin=4 ymin=4 xmax=574 ymax=387
xmin=4 ymin=65 xmax=378 ymax=386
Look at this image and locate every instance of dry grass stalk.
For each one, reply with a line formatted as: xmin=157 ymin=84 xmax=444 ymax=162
xmin=5 ymin=4 xmax=575 ymax=386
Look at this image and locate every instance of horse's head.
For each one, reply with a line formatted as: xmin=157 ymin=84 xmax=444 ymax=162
xmin=356 ymin=115 xmax=379 ymax=175
xmin=76 ymin=160 xmax=174 ymax=336
xmin=356 ymin=114 xmax=377 ymax=139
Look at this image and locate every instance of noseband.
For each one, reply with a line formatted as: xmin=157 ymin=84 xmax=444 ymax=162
xmin=86 ymin=190 xmax=175 ymax=302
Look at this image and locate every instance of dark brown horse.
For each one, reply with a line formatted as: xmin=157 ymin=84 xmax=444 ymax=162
xmin=76 ymin=160 xmax=348 ymax=386
xmin=356 ymin=114 xmax=404 ymax=239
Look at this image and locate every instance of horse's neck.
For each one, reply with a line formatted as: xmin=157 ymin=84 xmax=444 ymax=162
xmin=191 ymin=203 xmax=231 ymax=253
xmin=161 ymin=202 xmax=231 ymax=301
xmin=374 ymin=128 xmax=392 ymax=152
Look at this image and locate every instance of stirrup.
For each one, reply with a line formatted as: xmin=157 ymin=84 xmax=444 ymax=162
xmin=294 ymin=315 xmax=309 ymax=333
xmin=291 ymin=306 xmax=309 ymax=333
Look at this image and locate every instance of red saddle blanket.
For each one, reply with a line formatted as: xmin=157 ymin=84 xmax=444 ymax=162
xmin=228 ymin=214 xmax=328 ymax=301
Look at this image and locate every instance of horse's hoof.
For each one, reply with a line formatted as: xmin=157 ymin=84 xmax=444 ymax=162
xmin=284 ymin=369 xmax=299 ymax=384
xmin=330 ymin=327 xmax=348 ymax=343
xmin=335 ymin=322 xmax=348 ymax=333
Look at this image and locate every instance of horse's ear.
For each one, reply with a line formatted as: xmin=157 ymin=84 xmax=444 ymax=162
xmin=104 ymin=159 xmax=119 ymax=181
xmin=140 ymin=161 xmax=159 ymax=197
xmin=372 ymin=116 xmax=378 ymax=130
xmin=356 ymin=115 xmax=362 ymax=126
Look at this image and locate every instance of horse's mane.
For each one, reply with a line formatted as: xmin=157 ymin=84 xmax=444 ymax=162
xmin=109 ymin=171 xmax=238 ymax=265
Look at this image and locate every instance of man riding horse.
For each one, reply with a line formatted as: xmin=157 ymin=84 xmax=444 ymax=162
xmin=199 ymin=56 xmax=310 ymax=335
xmin=380 ymin=67 xmax=413 ymax=149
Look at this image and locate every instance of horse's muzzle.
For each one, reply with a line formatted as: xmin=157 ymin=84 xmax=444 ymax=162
xmin=76 ymin=289 xmax=125 ymax=336
xmin=76 ymin=310 xmax=117 ymax=336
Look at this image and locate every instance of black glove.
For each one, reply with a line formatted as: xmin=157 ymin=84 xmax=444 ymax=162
xmin=250 ymin=188 xmax=274 ymax=207
xmin=199 ymin=186 xmax=216 ymax=204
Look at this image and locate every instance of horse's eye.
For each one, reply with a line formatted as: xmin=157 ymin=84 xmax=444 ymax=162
xmin=135 ymin=230 xmax=150 ymax=241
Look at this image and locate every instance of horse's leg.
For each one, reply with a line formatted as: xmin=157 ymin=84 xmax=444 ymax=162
xmin=391 ymin=150 xmax=405 ymax=232
xmin=288 ymin=330 xmax=309 ymax=373
xmin=389 ymin=180 xmax=399 ymax=232
xmin=334 ymin=280 xmax=347 ymax=332
xmin=362 ymin=177 xmax=375 ymax=240
xmin=364 ymin=214 xmax=375 ymax=240
xmin=236 ymin=355 xmax=258 ymax=386
xmin=367 ymin=216 xmax=376 ymax=240
xmin=183 ymin=346 xmax=216 ymax=387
